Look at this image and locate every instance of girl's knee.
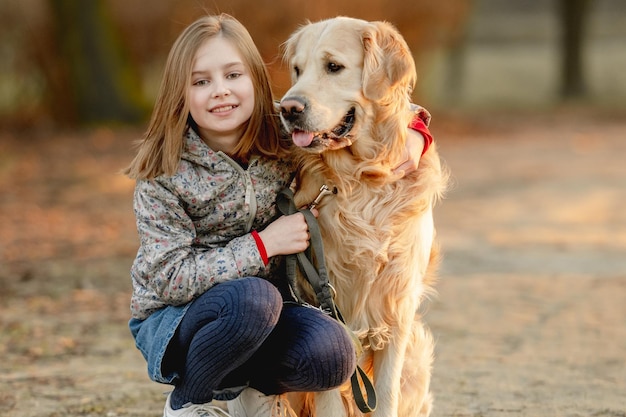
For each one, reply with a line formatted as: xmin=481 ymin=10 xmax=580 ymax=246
xmin=293 ymin=316 xmax=357 ymax=389
xmin=313 ymin=331 xmax=356 ymax=386
xmin=234 ymin=277 xmax=282 ymax=319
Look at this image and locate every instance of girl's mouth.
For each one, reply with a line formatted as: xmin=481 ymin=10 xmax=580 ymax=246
xmin=211 ymin=105 xmax=238 ymax=113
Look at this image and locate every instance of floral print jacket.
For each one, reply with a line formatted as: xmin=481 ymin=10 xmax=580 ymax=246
xmin=130 ymin=129 xmax=294 ymax=319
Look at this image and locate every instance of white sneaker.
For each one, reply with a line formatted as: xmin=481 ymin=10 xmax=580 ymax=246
xmin=227 ymin=388 xmax=296 ymax=417
xmin=164 ymin=392 xmax=232 ymax=417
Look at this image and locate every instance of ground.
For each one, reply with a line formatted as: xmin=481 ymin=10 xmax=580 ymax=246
xmin=1 ymin=109 xmax=624 ymax=416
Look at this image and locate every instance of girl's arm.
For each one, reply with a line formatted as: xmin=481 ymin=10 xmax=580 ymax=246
xmin=132 ymin=179 xmax=268 ymax=307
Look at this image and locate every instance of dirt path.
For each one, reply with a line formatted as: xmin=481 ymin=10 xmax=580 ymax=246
xmin=429 ymin=112 xmax=626 ymax=416
xmin=1 ymin=111 xmax=625 ymax=416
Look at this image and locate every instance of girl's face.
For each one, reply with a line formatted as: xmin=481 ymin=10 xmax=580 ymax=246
xmin=188 ymin=36 xmax=255 ymax=152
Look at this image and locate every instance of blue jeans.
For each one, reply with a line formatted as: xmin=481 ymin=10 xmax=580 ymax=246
xmin=164 ymin=277 xmax=356 ymax=408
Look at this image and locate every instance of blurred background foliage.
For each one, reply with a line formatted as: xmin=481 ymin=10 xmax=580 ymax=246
xmin=0 ymin=0 xmax=624 ymax=129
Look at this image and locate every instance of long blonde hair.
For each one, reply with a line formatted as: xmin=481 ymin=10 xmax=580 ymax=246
xmin=125 ymin=14 xmax=287 ymax=179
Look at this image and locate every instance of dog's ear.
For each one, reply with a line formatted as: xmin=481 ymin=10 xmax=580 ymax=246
xmin=362 ymin=21 xmax=416 ymax=101
xmin=281 ymin=20 xmax=313 ymax=83
xmin=281 ymin=30 xmax=301 ymax=83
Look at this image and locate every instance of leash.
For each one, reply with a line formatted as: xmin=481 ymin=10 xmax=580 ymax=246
xmin=276 ymin=187 xmax=377 ymax=413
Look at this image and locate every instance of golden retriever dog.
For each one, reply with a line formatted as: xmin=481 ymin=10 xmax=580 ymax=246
xmin=278 ymin=17 xmax=447 ymax=417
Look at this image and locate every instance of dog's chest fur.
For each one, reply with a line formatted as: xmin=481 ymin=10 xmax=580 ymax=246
xmin=293 ymin=152 xmax=434 ymax=347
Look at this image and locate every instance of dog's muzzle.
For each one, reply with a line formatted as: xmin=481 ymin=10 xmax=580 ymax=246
xmin=280 ymin=97 xmax=356 ymax=149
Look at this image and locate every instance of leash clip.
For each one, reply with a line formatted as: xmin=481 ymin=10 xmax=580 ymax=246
xmin=308 ymin=184 xmax=336 ymax=210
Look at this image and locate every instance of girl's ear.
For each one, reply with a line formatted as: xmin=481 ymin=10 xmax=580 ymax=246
xmin=361 ymin=21 xmax=416 ymax=101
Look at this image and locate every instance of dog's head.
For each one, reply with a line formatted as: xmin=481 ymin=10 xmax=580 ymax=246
xmin=279 ymin=16 xmax=416 ymax=153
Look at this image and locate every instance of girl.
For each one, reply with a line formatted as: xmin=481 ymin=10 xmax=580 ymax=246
xmin=125 ymin=14 xmax=432 ymax=417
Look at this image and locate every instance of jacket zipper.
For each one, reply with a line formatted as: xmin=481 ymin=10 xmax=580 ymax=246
xmin=218 ymin=152 xmax=257 ymax=232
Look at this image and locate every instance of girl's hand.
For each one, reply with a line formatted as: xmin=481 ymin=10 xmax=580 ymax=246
xmin=259 ymin=210 xmax=318 ymax=257
xmin=393 ymin=128 xmax=425 ymax=176
xmin=393 ymin=104 xmax=433 ymax=176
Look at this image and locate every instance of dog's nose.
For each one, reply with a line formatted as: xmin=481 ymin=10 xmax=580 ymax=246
xmin=280 ymin=97 xmax=306 ymax=121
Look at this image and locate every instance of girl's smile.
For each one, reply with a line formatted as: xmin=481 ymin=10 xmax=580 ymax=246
xmin=210 ymin=104 xmax=239 ymax=114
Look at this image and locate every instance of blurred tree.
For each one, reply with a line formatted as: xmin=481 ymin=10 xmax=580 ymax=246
xmin=6 ymin=0 xmax=468 ymax=127
xmin=558 ymin=0 xmax=590 ymax=99
xmin=45 ymin=0 xmax=146 ymax=125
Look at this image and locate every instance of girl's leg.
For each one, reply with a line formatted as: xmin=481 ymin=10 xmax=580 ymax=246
xmin=165 ymin=277 xmax=282 ymax=409
xmin=241 ymin=303 xmax=357 ymax=395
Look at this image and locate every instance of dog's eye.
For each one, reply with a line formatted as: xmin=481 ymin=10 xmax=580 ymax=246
xmin=293 ymin=66 xmax=300 ymax=77
xmin=327 ymin=62 xmax=344 ymax=74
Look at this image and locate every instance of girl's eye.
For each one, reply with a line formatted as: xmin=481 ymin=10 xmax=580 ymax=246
xmin=193 ymin=79 xmax=209 ymax=86
xmin=227 ymin=72 xmax=241 ymax=80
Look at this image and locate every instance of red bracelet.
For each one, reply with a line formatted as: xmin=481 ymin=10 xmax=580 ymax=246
xmin=251 ymin=230 xmax=269 ymax=265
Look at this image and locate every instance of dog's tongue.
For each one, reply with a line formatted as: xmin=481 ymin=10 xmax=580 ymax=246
xmin=292 ymin=131 xmax=314 ymax=147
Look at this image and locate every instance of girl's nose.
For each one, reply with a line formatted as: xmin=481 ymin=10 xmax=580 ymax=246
xmin=212 ymin=80 xmax=230 ymax=98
